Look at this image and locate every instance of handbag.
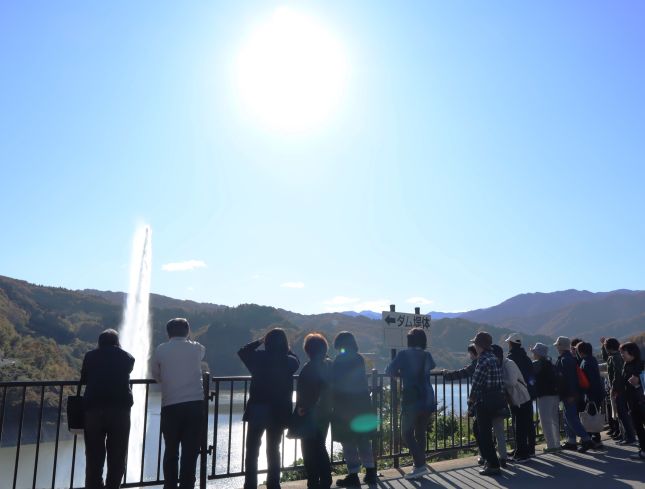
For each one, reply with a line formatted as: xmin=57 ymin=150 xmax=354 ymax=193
xmin=577 ymin=366 xmax=590 ymax=390
xmin=67 ymin=383 xmax=84 ymax=434
xmin=579 ymin=401 xmax=604 ymax=433
xmin=479 ymin=387 xmax=509 ymax=418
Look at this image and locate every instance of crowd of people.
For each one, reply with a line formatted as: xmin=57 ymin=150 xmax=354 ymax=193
xmin=77 ymin=319 xmax=645 ymax=489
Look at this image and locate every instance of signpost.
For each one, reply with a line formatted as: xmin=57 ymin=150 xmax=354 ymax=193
xmin=383 ymin=305 xmax=431 ymax=468
xmin=382 ymin=309 xmax=431 ymax=348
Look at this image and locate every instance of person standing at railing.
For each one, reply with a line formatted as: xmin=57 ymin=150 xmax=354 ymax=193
xmin=238 ymin=328 xmax=300 ymax=489
xmin=603 ymin=337 xmax=636 ymax=444
xmin=505 ymin=333 xmax=537 ymax=457
xmin=492 ymin=344 xmax=530 ymax=463
xmin=331 ymin=331 xmax=377 ymax=487
xmin=386 ymin=327 xmax=436 ymax=480
xmin=80 ymin=329 xmax=134 ymax=489
xmin=530 ymin=343 xmax=561 ymax=453
xmin=295 ymin=333 xmax=333 ymax=489
xmin=152 ymin=318 xmax=207 ymax=489
xmin=576 ymin=342 xmax=605 ymax=447
xmin=554 ymin=336 xmax=594 ymax=453
xmin=618 ymin=342 xmax=645 ymax=460
xmin=467 ymin=332 xmax=505 ymax=477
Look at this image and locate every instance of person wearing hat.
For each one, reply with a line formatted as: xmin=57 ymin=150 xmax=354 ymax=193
xmin=505 ymin=333 xmax=537 ymax=457
xmin=553 ymin=336 xmax=594 ymax=452
xmin=530 ymin=343 xmax=561 ymax=452
xmin=468 ymin=332 xmax=505 ymax=476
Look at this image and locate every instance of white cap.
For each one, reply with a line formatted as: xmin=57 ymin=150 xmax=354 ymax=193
xmin=505 ymin=332 xmax=522 ymax=344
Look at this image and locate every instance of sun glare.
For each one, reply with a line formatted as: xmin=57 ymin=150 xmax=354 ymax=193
xmin=236 ymin=7 xmax=348 ymax=132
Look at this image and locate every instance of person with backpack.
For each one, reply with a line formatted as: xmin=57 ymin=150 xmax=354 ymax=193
xmin=505 ymin=333 xmax=536 ymax=456
xmin=576 ymin=342 xmax=605 ymax=446
xmin=493 ymin=345 xmax=530 ymax=463
xmin=554 ymin=336 xmax=594 ymax=452
xmin=387 ymin=328 xmax=437 ymax=480
xmin=530 ymin=343 xmax=561 ymax=452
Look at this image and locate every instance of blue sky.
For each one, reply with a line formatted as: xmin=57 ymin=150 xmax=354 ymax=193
xmin=1 ymin=1 xmax=644 ymax=314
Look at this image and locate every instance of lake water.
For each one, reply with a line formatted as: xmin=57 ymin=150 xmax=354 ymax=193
xmin=0 ymin=385 xmax=470 ymax=489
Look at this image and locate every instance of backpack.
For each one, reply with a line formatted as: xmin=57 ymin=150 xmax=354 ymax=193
xmin=400 ymin=352 xmax=437 ymax=414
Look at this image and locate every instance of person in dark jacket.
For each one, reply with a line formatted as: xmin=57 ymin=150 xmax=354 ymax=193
xmin=530 ymin=343 xmax=561 ymax=452
xmin=603 ymin=338 xmax=636 ymax=443
xmin=619 ymin=342 xmax=645 ymax=460
xmin=386 ymin=328 xmax=436 ymax=480
xmin=576 ymin=342 xmax=605 ymax=445
xmin=505 ymin=333 xmax=536 ymax=456
xmin=80 ymin=329 xmax=135 ymax=489
xmin=295 ymin=333 xmax=333 ymax=489
xmin=331 ymin=332 xmax=376 ymax=487
xmin=554 ymin=336 xmax=593 ymax=452
xmin=239 ymin=329 xmax=300 ymax=489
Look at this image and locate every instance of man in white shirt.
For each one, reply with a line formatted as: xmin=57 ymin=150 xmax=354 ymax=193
xmin=152 ymin=318 xmax=207 ymax=489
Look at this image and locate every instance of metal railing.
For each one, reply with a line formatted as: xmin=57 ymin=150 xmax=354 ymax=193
xmin=1 ymin=372 xmax=590 ymax=489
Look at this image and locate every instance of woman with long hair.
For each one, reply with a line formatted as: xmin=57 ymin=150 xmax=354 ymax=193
xmin=619 ymin=342 xmax=645 ymax=460
xmin=238 ymin=328 xmax=300 ymax=489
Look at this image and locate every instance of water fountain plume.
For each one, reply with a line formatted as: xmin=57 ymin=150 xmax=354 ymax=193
xmin=119 ymin=225 xmax=152 ymax=480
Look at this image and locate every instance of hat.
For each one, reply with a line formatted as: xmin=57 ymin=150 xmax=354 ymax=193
xmin=530 ymin=342 xmax=548 ymax=357
xmin=505 ymin=332 xmax=522 ymax=344
xmin=470 ymin=331 xmax=493 ymax=349
xmin=553 ymin=336 xmax=571 ymax=350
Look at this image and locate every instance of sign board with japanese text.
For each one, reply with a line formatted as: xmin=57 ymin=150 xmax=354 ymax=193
xmin=382 ymin=311 xmax=431 ymax=348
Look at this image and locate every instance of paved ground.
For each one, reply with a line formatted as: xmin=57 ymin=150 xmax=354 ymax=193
xmin=257 ymin=437 xmax=644 ymax=489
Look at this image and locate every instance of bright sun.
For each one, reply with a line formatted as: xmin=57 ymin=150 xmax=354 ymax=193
xmin=236 ymin=7 xmax=348 ymax=132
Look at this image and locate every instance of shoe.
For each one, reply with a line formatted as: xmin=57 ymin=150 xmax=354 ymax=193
xmin=512 ymin=456 xmax=529 ymax=463
xmin=479 ymin=466 xmax=501 ymax=476
xmin=629 ymin=450 xmax=645 ymax=460
xmin=593 ymin=442 xmax=604 ymax=449
xmin=561 ymin=442 xmax=578 ymax=451
xmin=617 ymin=438 xmax=635 ymax=445
xmin=336 ymin=474 xmax=360 ymax=487
xmin=404 ymin=466 xmax=430 ymax=480
xmin=578 ymin=440 xmax=594 ymax=453
xmin=363 ymin=468 xmax=378 ymax=485
xmin=499 ymin=458 xmax=507 ymax=468
xmin=477 ymin=456 xmax=485 ymax=466
xmin=543 ymin=447 xmax=562 ymax=453
xmin=612 ymin=435 xmax=624 ymax=441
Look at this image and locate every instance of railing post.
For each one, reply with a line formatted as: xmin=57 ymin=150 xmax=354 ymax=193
xmin=389 ymin=304 xmax=400 ymax=469
xmin=200 ymin=371 xmax=210 ymax=489
xmin=371 ymin=369 xmax=379 ymax=466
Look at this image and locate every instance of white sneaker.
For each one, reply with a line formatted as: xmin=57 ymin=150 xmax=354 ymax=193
xmin=404 ymin=466 xmax=430 ymax=479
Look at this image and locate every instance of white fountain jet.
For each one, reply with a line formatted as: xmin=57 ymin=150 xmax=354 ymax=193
xmin=119 ymin=224 xmax=152 ymax=481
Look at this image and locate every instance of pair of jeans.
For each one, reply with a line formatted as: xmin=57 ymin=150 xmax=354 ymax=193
xmin=401 ymin=409 xmax=430 ymax=468
xmin=537 ymin=395 xmax=561 ymax=449
xmin=301 ymin=425 xmax=332 ymax=489
xmin=615 ymin=394 xmax=636 ymax=441
xmin=511 ymin=401 xmax=533 ymax=457
xmin=474 ymin=405 xmax=499 ymax=469
xmin=161 ymin=400 xmax=204 ymax=489
xmin=84 ymin=407 xmax=131 ymax=489
xmin=244 ymin=422 xmax=283 ymax=489
xmin=562 ymin=399 xmax=590 ymax=443
xmin=341 ymin=438 xmax=374 ymax=474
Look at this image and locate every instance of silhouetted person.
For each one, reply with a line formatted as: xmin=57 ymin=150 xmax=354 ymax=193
xmin=387 ymin=328 xmax=436 ymax=480
xmin=81 ymin=329 xmax=134 ymax=489
xmin=239 ymin=328 xmax=300 ymax=489
xmin=152 ymin=318 xmax=206 ymax=489
xmin=602 ymin=337 xmax=636 ymax=443
xmin=295 ymin=333 xmax=333 ymax=489
xmin=331 ymin=331 xmax=376 ymax=487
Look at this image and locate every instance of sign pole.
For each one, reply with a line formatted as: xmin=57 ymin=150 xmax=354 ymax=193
xmin=389 ymin=304 xmax=400 ymax=468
